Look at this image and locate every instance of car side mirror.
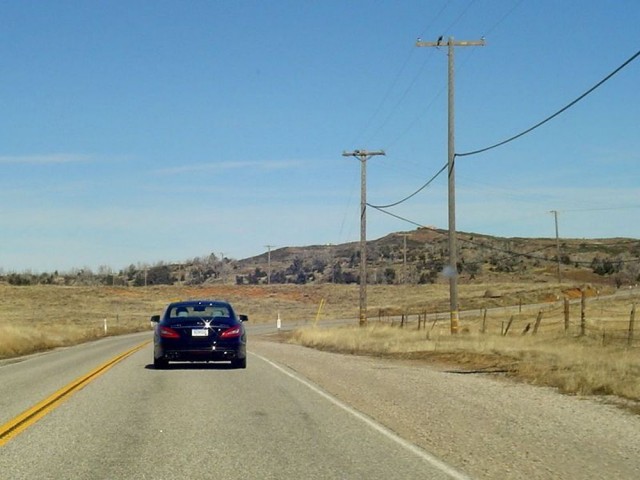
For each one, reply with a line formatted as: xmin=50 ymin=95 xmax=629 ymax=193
xmin=239 ymin=314 xmax=248 ymax=322
xmin=150 ymin=315 xmax=160 ymax=323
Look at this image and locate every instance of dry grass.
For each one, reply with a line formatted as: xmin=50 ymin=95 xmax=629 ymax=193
xmin=2 ymin=281 xmax=639 ymax=411
xmin=0 ymin=285 xmax=165 ymax=358
xmin=288 ymin=324 xmax=640 ymax=408
xmin=287 ymin=283 xmax=640 ymax=407
xmin=0 ymin=283 xmax=350 ymax=358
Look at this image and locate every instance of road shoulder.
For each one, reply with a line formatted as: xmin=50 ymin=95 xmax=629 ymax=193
xmin=250 ymin=337 xmax=640 ymax=480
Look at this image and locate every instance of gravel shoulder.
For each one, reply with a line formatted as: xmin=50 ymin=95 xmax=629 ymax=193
xmin=250 ymin=336 xmax=640 ymax=480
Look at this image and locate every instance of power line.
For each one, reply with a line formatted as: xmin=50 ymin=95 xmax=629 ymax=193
xmin=352 ymin=49 xmax=417 ymax=147
xmin=367 ymin=204 xmax=640 ymax=267
xmin=367 ymin=203 xmax=425 ymax=229
xmin=456 ymin=48 xmax=640 ymax=158
xmin=355 ymin=0 xmax=482 ymax=150
xmin=368 ymin=162 xmax=447 ymax=209
xmin=480 ymin=0 xmax=525 ymax=38
xmin=350 ymin=1 xmax=450 ymax=148
xmin=441 ymin=0 xmax=478 ymax=36
xmin=382 ymin=85 xmax=447 ymax=150
xmin=374 ymin=1 xmax=479 ymax=148
xmin=365 ymin=54 xmax=435 ymax=146
xmin=559 ymin=205 xmax=640 ymax=213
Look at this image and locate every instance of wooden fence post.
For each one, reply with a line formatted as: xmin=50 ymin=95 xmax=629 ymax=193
xmin=628 ymin=303 xmax=636 ymax=346
xmin=564 ymin=298 xmax=570 ymax=333
xmin=427 ymin=314 xmax=439 ymax=340
xmin=503 ymin=316 xmax=514 ymax=336
xmin=532 ymin=310 xmax=543 ymax=335
xmin=580 ymin=290 xmax=587 ymax=337
xmin=481 ymin=308 xmax=487 ymax=334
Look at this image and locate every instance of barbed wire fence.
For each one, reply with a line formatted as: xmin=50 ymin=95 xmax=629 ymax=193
xmin=375 ymin=288 xmax=640 ymax=347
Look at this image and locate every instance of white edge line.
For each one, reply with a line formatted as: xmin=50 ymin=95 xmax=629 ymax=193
xmin=251 ymin=352 xmax=473 ymax=480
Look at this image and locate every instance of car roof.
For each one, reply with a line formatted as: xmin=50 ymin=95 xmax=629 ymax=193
xmin=169 ymin=300 xmax=232 ymax=308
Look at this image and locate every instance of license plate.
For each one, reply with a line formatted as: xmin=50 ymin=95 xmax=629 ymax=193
xmin=191 ymin=329 xmax=208 ymax=337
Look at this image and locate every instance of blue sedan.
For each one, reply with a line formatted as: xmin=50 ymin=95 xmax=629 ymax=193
xmin=151 ymin=300 xmax=248 ymax=369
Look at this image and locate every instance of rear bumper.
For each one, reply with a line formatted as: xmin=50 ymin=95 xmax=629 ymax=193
xmin=157 ymin=346 xmax=246 ymax=362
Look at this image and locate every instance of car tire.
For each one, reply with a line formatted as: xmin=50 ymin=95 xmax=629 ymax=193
xmin=154 ymin=357 xmax=168 ymax=369
xmin=232 ymin=357 xmax=247 ymax=369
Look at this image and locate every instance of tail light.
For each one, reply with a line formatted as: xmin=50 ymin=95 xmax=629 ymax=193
xmin=159 ymin=326 xmax=180 ymax=339
xmin=220 ymin=326 xmax=242 ymax=339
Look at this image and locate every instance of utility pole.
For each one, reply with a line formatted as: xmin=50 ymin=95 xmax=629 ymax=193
xmin=219 ymin=252 xmax=226 ymax=284
xmin=416 ymin=36 xmax=485 ymax=334
xmin=343 ymin=149 xmax=386 ymax=326
xmin=401 ymin=233 xmax=409 ymax=284
xmin=550 ymin=210 xmax=562 ymax=284
xmin=265 ymin=245 xmax=276 ymax=284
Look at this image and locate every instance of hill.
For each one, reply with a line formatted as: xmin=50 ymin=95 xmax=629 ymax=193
xmin=2 ymin=227 xmax=639 ymax=288
xmin=234 ymin=227 xmax=640 ymax=288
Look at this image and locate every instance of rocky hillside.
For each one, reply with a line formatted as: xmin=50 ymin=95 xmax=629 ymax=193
xmin=234 ymin=227 xmax=640 ymax=288
xmin=3 ymin=227 xmax=639 ymax=288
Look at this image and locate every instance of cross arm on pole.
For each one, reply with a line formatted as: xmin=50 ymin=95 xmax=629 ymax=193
xmin=342 ymin=150 xmax=386 ymax=159
xmin=416 ymin=38 xmax=486 ymax=48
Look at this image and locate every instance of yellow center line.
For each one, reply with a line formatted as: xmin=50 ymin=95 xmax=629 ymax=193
xmin=0 ymin=340 xmax=150 ymax=446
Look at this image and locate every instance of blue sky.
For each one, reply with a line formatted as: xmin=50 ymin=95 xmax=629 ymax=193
xmin=1 ymin=0 xmax=639 ymax=272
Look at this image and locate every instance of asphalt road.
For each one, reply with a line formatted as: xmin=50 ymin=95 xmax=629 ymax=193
xmin=0 ymin=332 xmax=463 ymax=480
xmin=2 ymin=328 xmax=640 ymax=479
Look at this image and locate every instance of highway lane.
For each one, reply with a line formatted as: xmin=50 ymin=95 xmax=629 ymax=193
xmin=0 ymin=332 xmax=149 ymax=426
xmin=4 ymin=326 xmax=640 ymax=479
xmin=0 ymin=341 xmax=465 ymax=480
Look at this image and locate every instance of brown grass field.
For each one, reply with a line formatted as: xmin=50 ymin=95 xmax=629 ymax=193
xmin=1 ymin=282 xmax=638 ymax=411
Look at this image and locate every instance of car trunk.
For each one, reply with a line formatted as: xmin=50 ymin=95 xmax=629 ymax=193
xmin=166 ymin=319 xmax=235 ymax=348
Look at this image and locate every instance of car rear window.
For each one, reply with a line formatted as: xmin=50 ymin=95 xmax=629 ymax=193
xmin=168 ymin=304 xmax=235 ymax=323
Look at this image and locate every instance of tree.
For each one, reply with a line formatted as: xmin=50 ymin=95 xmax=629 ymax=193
xmin=383 ymin=267 xmax=396 ymax=284
xmin=591 ymin=257 xmax=617 ymax=276
xmin=463 ymin=261 xmax=481 ymax=280
xmin=125 ymin=264 xmax=137 ymax=281
xmin=311 ymin=257 xmax=327 ymax=274
xmin=146 ymin=265 xmax=174 ymax=285
xmin=613 ymin=259 xmax=640 ymax=288
xmin=418 ymin=271 xmax=437 ymax=284
xmin=271 ymin=270 xmax=287 ymax=284
xmin=331 ymin=262 xmax=344 ymax=283
xmin=247 ymin=267 xmax=266 ymax=284
xmin=286 ymin=257 xmax=305 ymax=276
xmin=7 ymin=273 xmax=32 ymax=286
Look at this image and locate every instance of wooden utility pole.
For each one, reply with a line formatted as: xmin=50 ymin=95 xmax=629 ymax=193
xmin=416 ymin=36 xmax=485 ymax=334
xmin=265 ymin=245 xmax=276 ymax=284
xmin=343 ymin=149 xmax=386 ymax=326
xmin=219 ymin=252 xmax=226 ymax=284
xmin=550 ymin=210 xmax=562 ymax=284
xmin=629 ymin=303 xmax=636 ymax=346
xmin=401 ymin=233 xmax=410 ymax=284
xmin=580 ymin=289 xmax=587 ymax=336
